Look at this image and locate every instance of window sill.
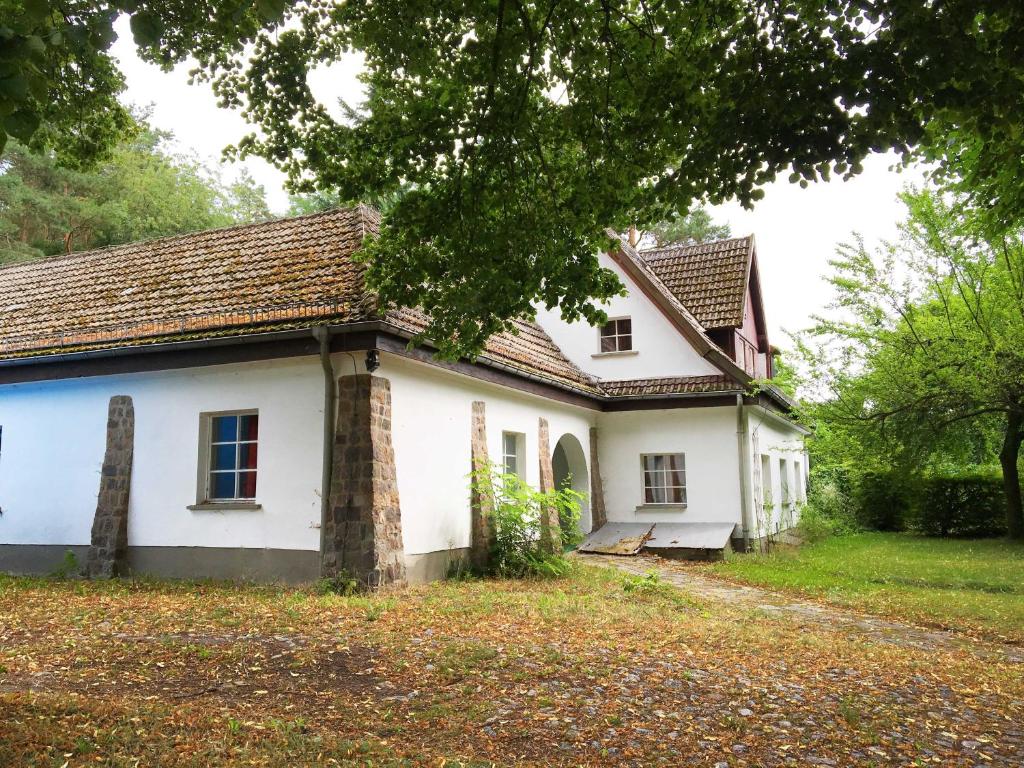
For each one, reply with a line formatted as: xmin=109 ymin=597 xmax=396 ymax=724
xmin=635 ymin=503 xmax=687 ymax=513
xmin=188 ymin=502 xmax=263 ymax=512
xmin=592 ymin=350 xmax=639 ymax=358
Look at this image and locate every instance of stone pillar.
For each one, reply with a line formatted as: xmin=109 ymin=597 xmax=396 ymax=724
xmin=589 ymin=427 xmax=608 ymax=531
xmin=86 ymin=396 xmax=134 ymax=578
xmin=537 ymin=417 xmax=561 ymax=554
xmin=469 ymin=401 xmax=495 ymax=571
xmin=323 ymin=375 xmax=406 ymax=588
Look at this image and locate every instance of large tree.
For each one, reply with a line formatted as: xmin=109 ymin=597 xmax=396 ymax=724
xmin=646 ymin=209 xmax=731 ymax=248
xmin=802 ymin=189 xmax=1024 ymax=539
xmin=3 ymin=2 xmax=1023 ymax=354
xmin=0 ymin=123 xmax=271 ymax=264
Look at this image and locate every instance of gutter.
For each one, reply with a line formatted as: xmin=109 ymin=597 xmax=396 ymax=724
xmin=736 ymin=393 xmax=754 ymax=552
xmin=312 ymin=326 xmax=336 ymax=576
xmin=0 ymin=321 xmax=383 ymax=368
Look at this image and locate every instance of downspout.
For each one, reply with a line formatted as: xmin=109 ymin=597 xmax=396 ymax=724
xmin=313 ymin=326 xmax=336 ymax=574
xmin=736 ymin=393 xmax=753 ymax=552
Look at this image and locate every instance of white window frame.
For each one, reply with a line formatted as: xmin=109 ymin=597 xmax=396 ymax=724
xmin=598 ymin=316 xmax=633 ymax=353
xmin=779 ymin=458 xmax=791 ymax=507
xmin=501 ymin=431 xmax=526 ymax=479
xmin=640 ymin=453 xmax=687 ymax=506
xmin=195 ymin=409 xmax=260 ymax=506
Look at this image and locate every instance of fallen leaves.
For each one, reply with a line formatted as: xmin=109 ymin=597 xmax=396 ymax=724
xmin=0 ymin=565 xmax=1022 ymax=766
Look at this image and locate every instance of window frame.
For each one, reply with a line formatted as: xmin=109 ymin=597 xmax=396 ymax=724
xmin=640 ymin=452 xmax=687 ymax=506
xmin=598 ymin=316 xmax=633 ymax=353
xmin=195 ymin=409 xmax=261 ymax=507
xmin=501 ymin=431 xmax=526 ymax=479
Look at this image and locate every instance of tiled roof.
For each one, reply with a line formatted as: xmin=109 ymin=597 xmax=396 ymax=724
xmin=384 ymin=306 xmax=598 ymax=393
xmin=0 ymin=206 xmax=378 ymax=357
xmin=599 ymin=375 xmax=740 ymax=398
xmin=0 ymin=206 xmax=595 ymax=393
xmin=639 ymin=236 xmax=753 ymax=329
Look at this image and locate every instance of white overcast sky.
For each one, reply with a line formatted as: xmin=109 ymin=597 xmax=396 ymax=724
xmin=111 ymin=17 xmax=927 ymax=348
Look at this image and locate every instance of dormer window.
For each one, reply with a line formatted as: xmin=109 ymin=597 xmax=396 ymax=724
xmin=600 ymin=317 xmax=632 ymax=352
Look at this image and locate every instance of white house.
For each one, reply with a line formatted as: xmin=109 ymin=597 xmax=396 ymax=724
xmin=0 ymin=206 xmax=807 ymax=585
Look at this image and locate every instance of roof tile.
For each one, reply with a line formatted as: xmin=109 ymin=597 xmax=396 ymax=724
xmin=0 ymin=206 xmax=594 ymax=393
xmin=640 ymin=236 xmax=753 ymax=328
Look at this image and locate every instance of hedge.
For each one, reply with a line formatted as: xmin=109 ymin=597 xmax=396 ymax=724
xmin=849 ymin=470 xmax=1007 ymax=537
xmin=852 ymin=471 xmax=912 ymax=532
xmin=910 ymin=473 xmax=1007 ymax=538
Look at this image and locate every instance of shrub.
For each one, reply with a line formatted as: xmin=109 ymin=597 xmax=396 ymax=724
xmin=909 ymin=472 xmax=1007 ymax=538
xmin=796 ymin=469 xmax=859 ymax=542
xmin=852 ymin=471 xmax=912 ymax=531
xmin=470 ymin=464 xmax=584 ymax=579
xmin=314 ymin=571 xmax=359 ymax=596
xmin=50 ymin=549 xmax=80 ymax=580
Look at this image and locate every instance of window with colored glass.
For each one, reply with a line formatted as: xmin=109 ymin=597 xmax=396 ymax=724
xmin=207 ymin=412 xmax=259 ymax=500
xmin=599 ymin=317 xmax=632 ymax=352
xmin=641 ymin=453 xmax=686 ymax=504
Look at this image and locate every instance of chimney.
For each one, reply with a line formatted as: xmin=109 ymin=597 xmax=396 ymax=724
xmin=628 ymin=224 xmax=638 ymax=247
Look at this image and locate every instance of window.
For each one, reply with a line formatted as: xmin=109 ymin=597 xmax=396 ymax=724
xmin=599 ymin=317 xmax=632 ymax=352
xmin=641 ymin=453 xmax=686 ymax=505
xmin=794 ymin=460 xmax=805 ymax=502
xmin=203 ymin=412 xmax=259 ymax=501
xmin=779 ymin=458 xmax=791 ymax=506
xmin=502 ymin=431 xmax=525 ymax=478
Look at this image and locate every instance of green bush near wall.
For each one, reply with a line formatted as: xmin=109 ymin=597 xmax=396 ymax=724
xmin=909 ymin=473 xmax=1007 ymax=538
xmin=821 ymin=469 xmax=1009 ymax=538
xmin=852 ymin=471 xmax=912 ymax=532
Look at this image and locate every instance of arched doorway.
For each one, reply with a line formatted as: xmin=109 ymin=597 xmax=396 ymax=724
xmin=552 ymin=433 xmax=591 ymax=539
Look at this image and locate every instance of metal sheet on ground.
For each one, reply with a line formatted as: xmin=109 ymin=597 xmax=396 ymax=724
xmin=578 ymin=523 xmax=655 ymax=555
xmin=644 ymin=522 xmax=734 ymax=550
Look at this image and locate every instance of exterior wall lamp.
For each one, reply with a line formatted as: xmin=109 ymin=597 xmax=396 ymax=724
xmin=365 ymin=349 xmax=381 ymax=373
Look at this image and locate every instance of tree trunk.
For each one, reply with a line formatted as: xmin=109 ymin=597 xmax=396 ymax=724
xmin=999 ymin=410 xmax=1024 ymax=539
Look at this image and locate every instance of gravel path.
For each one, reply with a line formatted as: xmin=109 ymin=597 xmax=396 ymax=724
xmin=583 ymin=553 xmax=1024 ymax=664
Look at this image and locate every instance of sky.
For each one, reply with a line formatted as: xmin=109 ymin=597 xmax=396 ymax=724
xmin=110 ymin=18 xmax=928 ymax=348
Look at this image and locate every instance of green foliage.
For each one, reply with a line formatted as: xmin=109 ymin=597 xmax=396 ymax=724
xmin=3 ymin=3 xmax=1023 ymax=358
xmin=469 ymin=464 xmax=582 ymax=579
xmin=910 ymin=473 xmax=1007 ymax=539
xmin=0 ymin=123 xmax=272 ymax=264
xmin=797 ymin=476 xmax=858 ymax=542
xmin=49 ymin=549 xmax=80 ymax=580
xmin=646 ymin=208 xmax=731 ymax=247
xmin=796 ymin=187 xmax=1024 ymax=538
xmin=0 ymin=0 xmax=134 ymax=166
xmin=621 ymin=570 xmax=665 ymax=596
xmin=852 ymin=471 xmax=911 ymax=533
xmin=313 ymin=572 xmax=359 ymax=596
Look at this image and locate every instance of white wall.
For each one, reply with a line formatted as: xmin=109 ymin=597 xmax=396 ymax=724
xmin=382 ymin=354 xmax=597 ymax=555
xmin=0 ymin=357 xmax=325 ymax=551
xmin=598 ymin=406 xmax=742 ymax=526
xmin=534 ymin=252 xmax=720 ymax=381
xmin=747 ymin=406 xmax=807 ymax=537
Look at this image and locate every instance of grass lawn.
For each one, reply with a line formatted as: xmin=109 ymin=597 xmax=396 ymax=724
xmin=703 ymin=532 xmax=1024 ymax=643
xmin=2 ymin=562 xmax=1023 ymax=766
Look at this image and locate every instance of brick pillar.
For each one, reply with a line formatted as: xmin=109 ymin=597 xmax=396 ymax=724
xmin=537 ymin=417 xmax=561 ymax=554
xmin=469 ymin=401 xmax=495 ymax=570
xmin=86 ymin=396 xmax=134 ymax=578
xmin=589 ymin=427 xmax=608 ymax=531
xmin=323 ymin=375 xmax=406 ymax=588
